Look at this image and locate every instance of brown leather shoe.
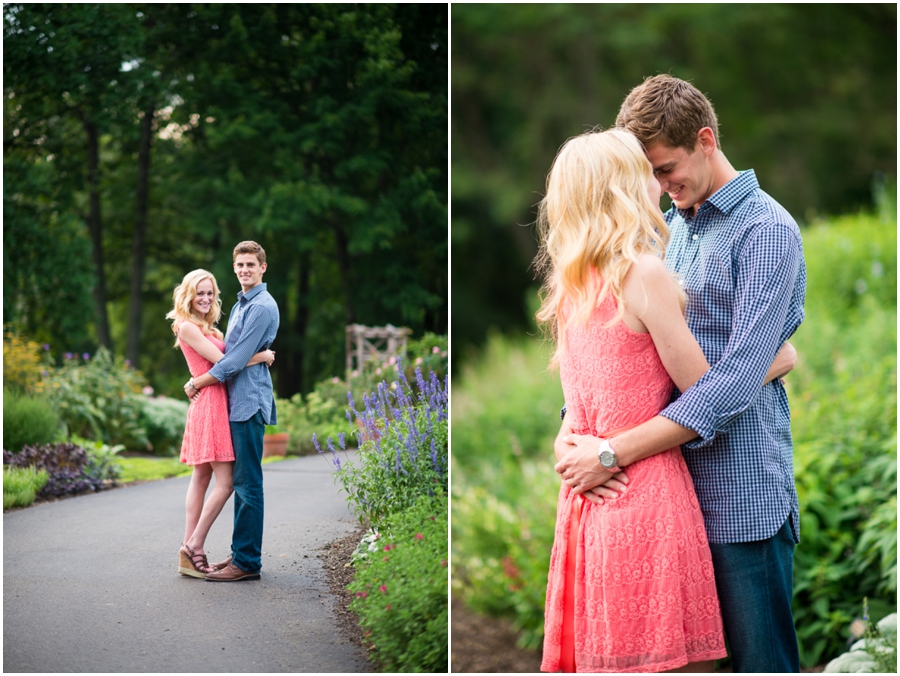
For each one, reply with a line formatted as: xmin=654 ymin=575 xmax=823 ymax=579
xmin=205 ymin=562 xmax=260 ymax=582
xmin=210 ymin=555 xmax=232 ymax=570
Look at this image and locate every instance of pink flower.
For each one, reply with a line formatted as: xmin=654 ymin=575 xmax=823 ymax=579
xmin=142 ymin=386 xmax=154 ymax=396
xmin=375 ymin=367 xmax=382 ymax=375
xmin=432 ymin=346 xmax=440 ymax=354
xmin=415 ymin=357 xmax=423 ymax=365
xmin=385 ymin=604 xmax=391 ymax=610
xmin=379 ymin=585 xmax=387 ymax=593
xmin=388 ymin=356 xmax=396 ymax=365
xmin=332 ymin=377 xmax=340 ymax=384
xmin=355 ymin=591 xmax=368 ymax=598
xmin=440 ymin=559 xmax=447 ymax=567
xmin=415 ymin=533 xmax=424 ymax=540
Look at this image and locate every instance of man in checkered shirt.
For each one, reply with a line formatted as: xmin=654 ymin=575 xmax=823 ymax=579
xmin=555 ymin=75 xmax=805 ymax=672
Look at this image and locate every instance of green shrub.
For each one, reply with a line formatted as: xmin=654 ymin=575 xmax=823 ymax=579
xmin=138 ymin=396 xmax=189 ymax=457
xmin=3 ymin=466 xmax=49 ymax=509
xmin=323 ymin=367 xmax=448 ymax=527
xmin=2 ymin=329 xmax=50 ymax=394
xmin=276 ymin=391 xmax=349 ymax=455
xmin=348 ymin=494 xmax=448 ymax=673
xmin=3 ymin=442 xmax=117 ymax=497
xmin=299 ymin=334 xmax=449 ymax=451
xmin=2 ymin=388 xmax=61 ymax=453
xmin=45 ymin=347 xmax=150 ymax=451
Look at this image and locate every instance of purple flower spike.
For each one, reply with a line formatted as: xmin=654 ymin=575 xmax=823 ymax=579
xmin=82 ymin=353 xmax=90 ymax=360
xmin=43 ymin=344 xmax=50 ymax=351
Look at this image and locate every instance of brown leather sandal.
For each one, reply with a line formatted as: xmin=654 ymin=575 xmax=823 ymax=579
xmin=178 ymin=544 xmax=214 ymax=578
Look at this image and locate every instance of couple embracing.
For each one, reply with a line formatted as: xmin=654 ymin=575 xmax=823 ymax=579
xmin=165 ymin=240 xmax=279 ymax=582
xmin=537 ymin=76 xmax=805 ymax=672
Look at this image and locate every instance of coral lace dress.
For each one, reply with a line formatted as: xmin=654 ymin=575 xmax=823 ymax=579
xmin=178 ymin=332 xmax=235 ymax=465
xmin=541 ymin=291 xmax=727 ymax=673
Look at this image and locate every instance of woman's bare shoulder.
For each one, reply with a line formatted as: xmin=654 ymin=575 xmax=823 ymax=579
xmin=177 ymin=320 xmax=203 ymax=338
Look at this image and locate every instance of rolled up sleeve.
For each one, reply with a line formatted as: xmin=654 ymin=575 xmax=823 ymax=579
xmin=661 ymin=223 xmax=802 ymax=446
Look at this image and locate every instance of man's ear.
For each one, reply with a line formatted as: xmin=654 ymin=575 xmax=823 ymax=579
xmin=697 ymin=127 xmax=717 ymax=156
xmin=260 ymin=262 xmax=267 ymax=274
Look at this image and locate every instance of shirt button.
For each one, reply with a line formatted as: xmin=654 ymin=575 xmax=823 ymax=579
xmin=692 ymin=234 xmax=698 ymax=241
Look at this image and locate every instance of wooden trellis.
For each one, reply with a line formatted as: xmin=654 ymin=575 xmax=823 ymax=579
xmin=345 ymin=324 xmax=413 ymax=373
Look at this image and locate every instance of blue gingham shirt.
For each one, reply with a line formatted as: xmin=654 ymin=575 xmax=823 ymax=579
xmin=661 ymin=169 xmax=806 ymax=544
xmin=208 ymin=283 xmax=280 ymax=424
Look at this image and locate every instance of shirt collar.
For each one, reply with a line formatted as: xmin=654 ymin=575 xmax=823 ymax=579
xmin=675 ymin=169 xmax=759 ymax=220
xmin=237 ymin=282 xmax=267 ymax=303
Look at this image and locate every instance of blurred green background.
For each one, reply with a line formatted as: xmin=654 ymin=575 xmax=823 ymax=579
xmin=451 ymin=3 xmax=896 ymax=356
xmin=450 ymin=3 xmax=897 ymax=670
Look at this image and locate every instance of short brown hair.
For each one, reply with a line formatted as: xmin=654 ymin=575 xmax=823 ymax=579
xmin=615 ymin=74 xmax=720 ymax=152
xmin=233 ymin=240 xmax=266 ymax=264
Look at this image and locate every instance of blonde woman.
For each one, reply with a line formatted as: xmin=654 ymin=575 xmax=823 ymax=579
xmin=166 ymin=270 xmax=274 ymax=578
xmin=535 ymin=130 xmax=790 ymax=672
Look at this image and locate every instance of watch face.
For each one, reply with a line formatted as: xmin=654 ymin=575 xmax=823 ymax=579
xmin=599 ymin=449 xmax=616 ymax=469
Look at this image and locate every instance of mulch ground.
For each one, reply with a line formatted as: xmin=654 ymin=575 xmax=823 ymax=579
xmin=317 ymin=525 xmax=375 ymax=669
xmin=451 ymin=596 xmax=827 ymax=673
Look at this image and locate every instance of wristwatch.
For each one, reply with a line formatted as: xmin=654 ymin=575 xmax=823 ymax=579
xmin=597 ymin=439 xmax=621 ymax=472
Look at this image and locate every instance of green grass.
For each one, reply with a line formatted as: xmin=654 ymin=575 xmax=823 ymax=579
xmin=116 ymin=454 xmax=289 ymax=483
xmin=116 ymin=456 xmax=192 ymax=483
xmin=3 ymin=466 xmax=49 ymax=509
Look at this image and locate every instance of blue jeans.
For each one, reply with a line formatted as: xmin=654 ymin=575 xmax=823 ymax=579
xmin=708 ymin=517 xmax=800 ymax=673
xmin=229 ymin=410 xmax=265 ymax=574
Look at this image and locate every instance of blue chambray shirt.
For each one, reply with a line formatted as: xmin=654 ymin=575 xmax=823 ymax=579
xmin=208 ymin=282 xmax=280 ymax=424
xmin=661 ymin=169 xmax=806 ymax=545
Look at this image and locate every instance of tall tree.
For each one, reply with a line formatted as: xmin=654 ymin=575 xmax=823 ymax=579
xmin=4 ymin=3 xmax=144 ymax=350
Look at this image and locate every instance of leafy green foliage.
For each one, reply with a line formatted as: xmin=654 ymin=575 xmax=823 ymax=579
xmin=323 ymin=367 xmax=448 ymax=527
xmin=278 ymin=334 xmax=448 ymax=456
xmin=276 ymin=392 xmax=348 ymax=456
xmin=3 ymin=466 xmax=49 ymax=509
xmin=138 ymin=396 xmax=189 ymax=457
xmin=787 ymin=214 xmax=897 ymax=666
xmin=451 ymin=212 xmax=897 ymax=666
xmin=348 ymin=494 xmax=448 ymax=673
xmin=44 ymin=348 xmax=150 ymax=451
xmin=3 ymin=441 xmax=119 ymax=497
xmin=2 ymin=388 xmax=61 ymax=453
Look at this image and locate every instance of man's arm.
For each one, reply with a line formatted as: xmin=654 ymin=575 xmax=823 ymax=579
xmin=557 ymin=222 xmax=802 ymax=495
xmin=188 ymin=305 xmax=273 ymax=392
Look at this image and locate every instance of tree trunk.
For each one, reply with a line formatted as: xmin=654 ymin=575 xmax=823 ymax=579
xmin=84 ymin=118 xmax=113 ymax=350
xmin=126 ymin=103 xmax=154 ymax=366
xmin=331 ymin=214 xmax=356 ymax=326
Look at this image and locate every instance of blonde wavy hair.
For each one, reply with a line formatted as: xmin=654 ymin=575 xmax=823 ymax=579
xmin=534 ymin=129 xmax=676 ymax=368
xmin=165 ymin=269 xmax=224 ymax=346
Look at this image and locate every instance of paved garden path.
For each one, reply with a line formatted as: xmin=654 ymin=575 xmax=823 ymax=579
xmin=3 ymin=454 xmax=371 ymax=673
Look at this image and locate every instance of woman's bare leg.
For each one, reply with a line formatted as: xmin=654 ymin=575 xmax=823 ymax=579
xmin=183 ymin=463 xmax=213 ymax=545
xmin=666 ymin=660 xmax=716 ymax=673
xmin=184 ymin=461 xmax=234 ymax=554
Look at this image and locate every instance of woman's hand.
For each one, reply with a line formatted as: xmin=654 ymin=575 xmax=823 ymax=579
xmin=261 ymin=349 xmax=275 ymax=367
xmin=555 ymin=434 xmax=616 ymax=501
